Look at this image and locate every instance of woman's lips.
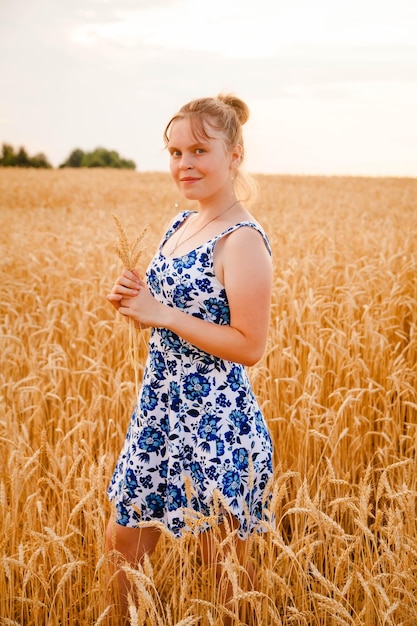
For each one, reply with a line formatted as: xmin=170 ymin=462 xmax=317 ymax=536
xmin=180 ymin=176 xmax=200 ymax=183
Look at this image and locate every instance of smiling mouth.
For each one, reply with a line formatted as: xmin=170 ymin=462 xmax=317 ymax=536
xmin=180 ymin=176 xmax=200 ymax=182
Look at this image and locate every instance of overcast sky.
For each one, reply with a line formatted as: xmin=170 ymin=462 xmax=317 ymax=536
xmin=1 ymin=0 xmax=416 ymax=176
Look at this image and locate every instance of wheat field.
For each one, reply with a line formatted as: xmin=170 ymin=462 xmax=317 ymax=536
xmin=1 ymin=168 xmax=416 ymax=625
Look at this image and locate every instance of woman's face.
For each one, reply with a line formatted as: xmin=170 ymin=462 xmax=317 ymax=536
xmin=167 ymin=117 xmax=236 ymax=204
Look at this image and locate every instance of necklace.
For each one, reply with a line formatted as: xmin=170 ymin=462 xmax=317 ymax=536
xmin=168 ymin=199 xmax=240 ymax=256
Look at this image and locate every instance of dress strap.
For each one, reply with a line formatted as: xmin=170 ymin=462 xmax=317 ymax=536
xmin=213 ymin=221 xmax=272 ymax=257
xmin=160 ymin=211 xmax=194 ymax=249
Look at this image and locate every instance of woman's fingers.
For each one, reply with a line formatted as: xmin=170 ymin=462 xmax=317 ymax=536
xmin=114 ymin=284 xmax=139 ymax=296
xmin=106 ymin=292 xmax=122 ymax=311
xmin=107 ymin=293 xmax=123 ymax=302
xmin=113 ymin=271 xmax=143 ymax=294
xmin=122 ymin=269 xmax=142 ymax=284
xmin=107 ymin=270 xmax=146 ymax=312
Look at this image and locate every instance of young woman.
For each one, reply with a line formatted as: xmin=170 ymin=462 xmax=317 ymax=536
xmin=106 ymin=93 xmax=274 ymax=620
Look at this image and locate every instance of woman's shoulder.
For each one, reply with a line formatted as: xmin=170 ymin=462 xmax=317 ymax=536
xmin=218 ymin=213 xmax=272 ymax=256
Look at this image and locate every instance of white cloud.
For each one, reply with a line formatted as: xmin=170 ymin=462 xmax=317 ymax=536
xmin=69 ymin=0 xmax=417 ymax=58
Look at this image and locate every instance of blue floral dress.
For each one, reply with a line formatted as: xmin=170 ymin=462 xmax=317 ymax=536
xmin=108 ymin=211 xmax=274 ymax=539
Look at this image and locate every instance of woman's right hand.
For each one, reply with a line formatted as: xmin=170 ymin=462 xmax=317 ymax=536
xmin=107 ymin=268 xmax=143 ymax=312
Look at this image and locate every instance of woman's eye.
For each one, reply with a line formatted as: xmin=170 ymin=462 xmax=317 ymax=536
xmin=195 ymin=148 xmax=205 ymax=155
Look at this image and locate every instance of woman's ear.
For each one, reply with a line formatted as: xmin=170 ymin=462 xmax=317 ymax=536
xmin=231 ymin=144 xmax=243 ymax=167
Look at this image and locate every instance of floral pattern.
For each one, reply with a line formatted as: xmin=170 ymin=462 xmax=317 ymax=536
xmin=108 ymin=211 xmax=274 ymax=539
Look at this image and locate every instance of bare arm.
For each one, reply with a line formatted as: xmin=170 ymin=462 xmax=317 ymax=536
xmin=107 ymin=227 xmax=272 ymax=366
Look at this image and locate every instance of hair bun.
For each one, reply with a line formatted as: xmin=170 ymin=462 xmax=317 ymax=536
xmin=217 ymin=93 xmax=250 ymax=125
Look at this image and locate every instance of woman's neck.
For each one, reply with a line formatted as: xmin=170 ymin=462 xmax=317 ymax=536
xmin=195 ymin=194 xmax=239 ymax=219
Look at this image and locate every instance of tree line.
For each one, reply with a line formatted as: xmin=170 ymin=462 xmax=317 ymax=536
xmin=0 ymin=144 xmax=136 ymax=169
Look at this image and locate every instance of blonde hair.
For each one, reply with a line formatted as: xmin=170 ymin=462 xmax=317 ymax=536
xmin=163 ymin=93 xmax=258 ymax=204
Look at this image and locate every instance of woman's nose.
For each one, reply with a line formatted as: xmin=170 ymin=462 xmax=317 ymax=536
xmin=179 ymin=154 xmax=192 ymax=170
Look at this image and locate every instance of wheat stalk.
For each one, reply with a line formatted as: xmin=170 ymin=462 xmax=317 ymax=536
xmin=112 ymin=214 xmax=148 ymax=272
xmin=112 ymin=214 xmax=149 ymax=398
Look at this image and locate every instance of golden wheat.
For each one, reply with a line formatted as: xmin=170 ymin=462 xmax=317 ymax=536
xmin=111 ymin=212 xmax=149 ymax=401
xmin=1 ymin=169 xmax=416 ymax=625
xmin=112 ymin=213 xmax=148 ymax=272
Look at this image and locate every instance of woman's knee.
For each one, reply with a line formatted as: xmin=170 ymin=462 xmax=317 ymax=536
xmin=106 ymin=518 xmax=161 ymax=564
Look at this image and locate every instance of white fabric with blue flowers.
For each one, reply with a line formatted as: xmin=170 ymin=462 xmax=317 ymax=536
xmin=108 ymin=211 xmax=274 ymax=539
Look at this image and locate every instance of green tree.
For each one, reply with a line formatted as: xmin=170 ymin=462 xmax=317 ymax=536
xmin=59 ymin=148 xmax=85 ymax=168
xmin=0 ymin=143 xmax=16 ymax=166
xmin=30 ymin=153 xmax=52 ymax=169
xmin=0 ymin=143 xmax=52 ymax=168
xmin=81 ymin=148 xmax=108 ymax=168
xmin=120 ymin=157 xmax=136 ymax=170
xmin=15 ymin=147 xmax=31 ymax=167
xmin=59 ymin=147 xmax=136 ymax=169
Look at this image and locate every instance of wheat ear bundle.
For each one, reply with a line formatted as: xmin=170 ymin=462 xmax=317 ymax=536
xmin=112 ymin=214 xmax=148 ymax=271
xmin=112 ymin=214 xmax=149 ymax=396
